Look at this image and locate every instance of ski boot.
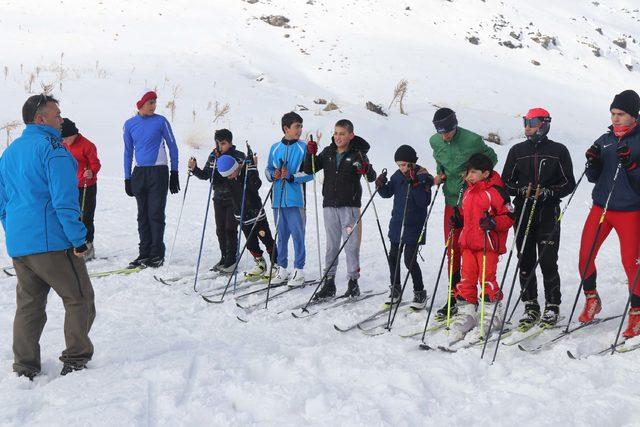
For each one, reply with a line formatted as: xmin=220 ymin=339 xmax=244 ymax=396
xmin=410 ymin=290 xmax=427 ymax=311
xmin=518 ymin=300 xmax=541 ymax=332
xmin=244 ymin=256 xmax=266 ymax=279
xmin=578 ymin=290 xmax=602 ymax=323
xmin=60 ymin=363 xmax=86 ymax=376
xmin=623 ymin=308 xmax=640 ymax=338
xmin=210 ymin=257 xmax=226 ymax=272
xmin=128 ymin=255 xmax=150 ymax=269
xmin=270 ymin=266 xmax=289 ymax=285
xmin=435 ymin=296 xmax=457 ymax=323
xmin=448 ymin=300 xmax=477 ymax=342
xmin=539 ymin=304 xmax=560 ymax=328
xmin=143 ymin=256 xmax=164 ymax=268
xmin=342 ymin=278 xmax=360 ymax=298
xmin=314 ymin=276 xmax=336 ymax=300
xmin=217 ymin=259 xmax=238 ymax=275
xmin=384 ymin=283 xmax=402 ymax=307
xmin=288 ymin=268 xmax=305 ymax=287
xmin=472 ymin=299 xmax=503 ymax=341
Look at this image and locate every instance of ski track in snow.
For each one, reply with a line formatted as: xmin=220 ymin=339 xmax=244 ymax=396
xmin=1 ymin=0 xmax=640 ymax=425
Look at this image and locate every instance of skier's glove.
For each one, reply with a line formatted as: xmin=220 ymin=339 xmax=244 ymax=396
xmin=169 ymin=171 xmax=180 ymax=194
xmin=449 ymin=207 xmax=463 ymax=229
xmin=404 ymin=167 xmax=420 ymax=187
xmin=73 ymin=244 xmax=88 ymax=257
xmin=585 ymin=144 xmax=601 ymax=165
xmin=375 ymin=170 xmax=388 ymax=189
xmin=125 ymin=179 xmax=134 ymax=197
xmin=539 ymin=187 xmax=555 ymax=201
xmin=517 ymin=186 xmax=530 ymax=198
xmin=479 ymin=215 xmax=496 ymax=231
xmin=353 ymin=161 xmax=370 ymax=175
xmin=307 ymin=139 xmax=318 ymax=155
xmin=617 ymin=144 xmax=637 ymax=171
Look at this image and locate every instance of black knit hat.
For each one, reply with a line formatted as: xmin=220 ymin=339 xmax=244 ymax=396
xmin=432 ymin=107 xmax=458 ymax=133
xmin=394 ymin=145 xmax=418 ymax=164
xmin=61 ymin=118 xmax=78 ymax=138
xmin=610 ymin=90 xmax=640 ymax=118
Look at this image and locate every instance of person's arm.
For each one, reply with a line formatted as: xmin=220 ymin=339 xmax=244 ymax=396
xmin=501 ymin=148 xmax=520 ymax=197
xmin=377 ymin=174 xmax=394 ymax=199
xmin=123 ymin=122 xmax=134 ymax=179
xmin=46 ymin=148 xmax=87 ymax=248
xmin=304 ymin=147 xmax=324 ymax=174
xmin=585 ymin=140 xmax=603 ymax=183
xmin=0 ymin=170 xmax=7 ymax=231
xmin=265 ymin=145 xmax=277 ymax=182
xmin=551 ymin=145 xmax=576 ymax=198
xmin=247 ymin=165 xmax=262 ymax=191
xmin=85 ymin=139 xmax=101 ymax=176
xmin=161 ymin=117 xmax=179 ymax=173
xmin=492 ymin=188 xmax=515 ymax=231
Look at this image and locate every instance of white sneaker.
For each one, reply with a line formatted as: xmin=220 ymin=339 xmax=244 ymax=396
xmin=448 ymin=301 xmax=477 ymax=342
xmin=270 ymin=266 xmax=289 ymax=284
xmin=288 ymin=268 xmax=305 ymax=287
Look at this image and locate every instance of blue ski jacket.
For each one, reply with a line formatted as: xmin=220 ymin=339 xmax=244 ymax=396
xmin=265 ymin=138 xmax=313 ymax=208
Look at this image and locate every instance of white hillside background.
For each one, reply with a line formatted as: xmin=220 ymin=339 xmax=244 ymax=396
xmin=1 ymin=0 xmax=640 ymax=425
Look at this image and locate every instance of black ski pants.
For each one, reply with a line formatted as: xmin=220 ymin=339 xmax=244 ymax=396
xmin=214 ymin=197 xmax=238 ymax=265
xmin=80 ymin=184 xmax=97 ymax=243
xmin=242 ymin=217 xmax=276 ymax=263
xmin=515 ymin=202 xmax=561 ymax=305
xmin=388 ymin=242 xmax=424 ymax=292
xmin=131 ymin=165 xmax=168 ymax=259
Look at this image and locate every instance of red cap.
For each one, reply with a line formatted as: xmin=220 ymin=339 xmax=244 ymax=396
xmin=136 ymin=91 xmax=157 ymax=110
xmin=525 ymin=108 xmax=550 ymax=119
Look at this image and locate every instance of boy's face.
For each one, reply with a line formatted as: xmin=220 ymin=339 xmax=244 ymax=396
xmin=441 ymin=128 xmax=456 ymax=142
xmin=218 ymin=139 xmax=232 ymax=153
xmin=284 ymin=122 xmax=303 ymax=140
xmin=466 ymin=168 xmax=490 ymax=185
xmin=333 ymin=126 xmax=354 ymax=150
xmin=611 ymin=108 xmax=636 ymax=127
xmin=396 ymin=161 xmax=412 ymax=174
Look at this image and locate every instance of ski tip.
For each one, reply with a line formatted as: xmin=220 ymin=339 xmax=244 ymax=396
xmin=566 ymin=350 xmax=578 ymax=360
xmin=236 ymin=315 xmax=248 ymax=323
xmin=418 ymin=343 xmax=433 ymax=351
xmin=517 ymin=344 xmax=528 ymax=352
xmin=333 ymin=324 xmax=347 ymax=332
xmin=203 ymin=296 xmax=223 ymax=304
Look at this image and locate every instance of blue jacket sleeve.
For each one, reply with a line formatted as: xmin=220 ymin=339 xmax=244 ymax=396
xmin=161 ymin=117 xmax=179 ymax=172
xmin=46 ymin=149 xmax=87 ymax=247
xmin=378 ymin=175 xmax=395 ymax=199
xmin=123 ymin=122 xmax=134 ymax=180
xmin=265 ymin=145 xmax=276 ymax=182
xmin=0 ymin=170 xmax=6 ymax=231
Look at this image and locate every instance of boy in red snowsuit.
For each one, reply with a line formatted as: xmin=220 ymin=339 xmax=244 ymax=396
xmin=448 ymin=153 xmax=514 ymax=338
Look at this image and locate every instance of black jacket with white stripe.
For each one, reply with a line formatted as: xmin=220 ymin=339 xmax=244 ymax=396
xmin=501 ymin=136 xmax=576 ymax=207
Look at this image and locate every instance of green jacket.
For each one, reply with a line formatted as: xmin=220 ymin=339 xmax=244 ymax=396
xmin=429 ymin=127 xmax=497 ymax=207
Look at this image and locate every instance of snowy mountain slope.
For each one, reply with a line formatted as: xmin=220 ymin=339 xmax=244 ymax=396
xmin=1 ymin=0 xmax=640 ymax=425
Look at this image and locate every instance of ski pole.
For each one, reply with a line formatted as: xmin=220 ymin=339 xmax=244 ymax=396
xmin=309 ymin=135 xmax=323 ymax=281
xmin=302 ymin=169 xmax=387 ymax=311
xmin=479 ymin=214 xmax=489 ymax=340
xmin=610 ymin=265 xmax=640 ymax=354
xmin=489 ymin=185 xmax=541 ymax=362
xmin=193 ymin=156 xmax=217 ymax=293
xmin=506 ymin=166 xmax=588 ymax=322
xmin=232 ymin=142 xmax=252 ymax=293
xmin=420 ymin=230 xmax=452 ymax=343
xmin=445 ymin=186 xmax=466 ymax=328
xmin=359 ymin=151 xmax=389 ymax=262
xmin=265 ymin=155 xmax=289 ymax=309
xmin=385 ymin=181 xmax=412 ymax=329
xmin=388 ymin=182 xmax=441 ymax=330
xmin=480 ymin=183 xmax=532 ymax=359
xmin=80 ymin=174 xmax=88 ymax=222
xmin=167 ymin=169 xmax=192 ymax=267
xmin=565 ymin=164 xmax=622 ymax=333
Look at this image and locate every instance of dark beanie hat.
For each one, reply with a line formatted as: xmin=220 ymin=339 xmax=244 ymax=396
xmin=394 ymin=145 xmax=418 ymax=164
xmin=433 ymin=107 xmax=458 ymax=133
xmin=61 ymin=118 xmax=78 ymax=138
xmin=610 ymin=90 xmax=640 ymax=118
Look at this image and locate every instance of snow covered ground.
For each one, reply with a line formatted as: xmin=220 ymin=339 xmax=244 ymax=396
xmin=1 ymin=0 xmax=640 ymax=425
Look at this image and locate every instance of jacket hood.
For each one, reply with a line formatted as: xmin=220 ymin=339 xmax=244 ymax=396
xmin=329 ymin=135 xmax=371 ymax=154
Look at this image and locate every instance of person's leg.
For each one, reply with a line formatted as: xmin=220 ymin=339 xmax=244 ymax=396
xmin=242 ymin=221 xmax=262 ymax=258
xmin=403 ymin=243 xmax=423 ymax=292
xmin=455 ymin=249 xmax=479 ymax=304
xmin=82 ymin=184 xmax=97 ymax=243
xmin=481 ymin=251 xmax=501 ymax=302
xmin=223 ymin=198 xmax=239 ymax=265
xmin=146 ymin=166 xmax=169 ymax=258
xmin=387 ymin=242 xmax=400 ymax=286
xmin=537 ymin=204 xmax=562 ymax=306
xmin=444 ymin=205 xmax=462 ymax=284
xmin=578 ymin=205 xmax=613 ymax=292
xmin=131 ymin=168 xmax=151 ymax=257
xmin=255 ymin=217 xmax=276 ymax=263
xmin=290 ymin=207 xmax=307 ymax=270
xmin=274 ymin=208 xmax=289 ymax=268
xmin=323 ymin=207 xmax=341 ymax=278
xmin=12 ymin=256 xmax=50 ymax=376
xmin=214 ymin=198 xmax=227 ymax=265
xmin=516 ymin=205 xmax=540 ymax=303
xmin=609 ymin=210 xmax=640 ymax=300
xmin=343 ymin=207 xmax=362 ymax=281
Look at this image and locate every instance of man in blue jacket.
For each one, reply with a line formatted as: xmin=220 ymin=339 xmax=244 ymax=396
xmin=123 ymin=91 xmax=180 ymax=268
xmin=265 ymin=112 xmax=313 ymax=287
xmin=0 ymin=94 xmax=95 ymax=379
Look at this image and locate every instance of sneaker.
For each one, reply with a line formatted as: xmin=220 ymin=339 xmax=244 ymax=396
xmin=435 ymin=297 xmax=457 ymax=322
xmin=60 ymin=363 xmax=86 ymax=376
xmin=623 ymin=308 xmax=640 ymax=338
xmin=245 ymin=257 xmax=266 ymax=277
xmin=84 ymin=242 xmax=95 ymax=261
xmin=143 ymin=256 xmax=164 ymax=269
xmin=210 ymin=257 xmax=226 ymax=272
xmin=128 ymin=255 xmax=150 ymax=269
xmin=578 ymin=290 xmax=602 ymax=323
xmin=449 ymin=300 xmax=477 ymax=337
xmin=288 ymin=268 xmax=305 ymax=287
xmin=410 ymin=290 xmax=427 ymax=310
xmin=314 ymin=276 xmax=336 ymax=300
xmin=342 ymin=278 xmax=360 ymax=298
xmin=477 ymin=300 xmax=503 ymax=338
xmin=539 ymin=304 xmax=560 ymax=328
xmin=385 ymin=284 xmax=402 ymax=306
xmin=270 ymin=266 xmax=289 ymax=285
xmin=518 ymin=300 xmax=541 ymax=332
xmin=217 ymin=260 xmax=238 ymax=274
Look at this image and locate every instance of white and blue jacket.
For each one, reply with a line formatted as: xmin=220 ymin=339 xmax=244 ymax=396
xmin=265 ymin=138 xmax=313 ymax=208
xmin=123 ymin=114 xmax=179 ymax=179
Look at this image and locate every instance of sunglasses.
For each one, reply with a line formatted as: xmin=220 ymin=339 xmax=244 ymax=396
xmin=34 ymin=93 xmax=47 ymax=114
xmin=523 ymin=117 xmax=550 ymax=128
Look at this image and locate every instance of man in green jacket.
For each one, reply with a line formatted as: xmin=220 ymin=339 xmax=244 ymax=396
xmin=429 ymin=107 xmax=497 ymax=321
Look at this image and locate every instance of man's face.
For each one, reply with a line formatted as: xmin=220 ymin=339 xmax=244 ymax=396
xmin=35 ymin=101 xmax=63 ymax=131
xmin=611 ymin=108 xmax=636 ymax=127
xmin=465 ymin=168 xmax=490 ymax=185
xmin=139 ymin=99 xmax=157 ymax=116
xmin=284 ymin=122 xmax=303 ymax=140
xmin=218 ymin=140 xmax=231 ymax=153
xmin=524 ymin=122 xmax=542 ymax=137
xmin=333 ymin=126 xmax=354 ymax=150
xmin=441 ymin=128 xmax=456 ymax=142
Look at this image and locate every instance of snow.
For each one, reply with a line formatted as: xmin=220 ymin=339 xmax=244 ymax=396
xmin=1 ymin=0 xmax=640 ymax=425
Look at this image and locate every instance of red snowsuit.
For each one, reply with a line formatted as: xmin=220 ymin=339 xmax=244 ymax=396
xmin=455 ymin=171 xmax=514 ymax=304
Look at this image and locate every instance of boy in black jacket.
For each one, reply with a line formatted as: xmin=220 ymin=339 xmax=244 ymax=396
xmin=304 ymin=119 xmax=377 ymax=299
xmin=188 ymin=129 xmax=245 ymax=272
xmin=501 ymin=108 xmax=575 ymax=329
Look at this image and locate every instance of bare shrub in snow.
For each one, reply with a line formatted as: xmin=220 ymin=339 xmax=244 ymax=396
xmin=40 ymin=82 xmax=55 ymax=95
xmin=213 ymin=101 xmax=230 ymax=123
xmin=485 ymin=132 xmax=501 ymax=145
xmin=24 ymin=73 xmax=35 ymax=93
xmin=1 ymin=120 xmax=21 ymax=148
xmin=323 ymin=102 xmax=339 ymax=112
xmin=165 ymin=85 xmax=180 ymax=122
xmin=366 ymin=101 xmax=387 ymax=117
xmin=388 ymin=79 xmax=408 ymax=115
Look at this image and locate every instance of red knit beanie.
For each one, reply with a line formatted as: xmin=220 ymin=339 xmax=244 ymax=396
xmin=136 ymin=91 xmax=157 ymax=110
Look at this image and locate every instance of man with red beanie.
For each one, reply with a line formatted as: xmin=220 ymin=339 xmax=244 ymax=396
xmin=579 ymin=89 xmax=640 ymax=338
xmin=123 ymin=91 xmax=180 ymax=268
xmin=62 ymin=118 xmax=101 ymax=261
xmin=429 ymin=107 xmax=497 ymax=322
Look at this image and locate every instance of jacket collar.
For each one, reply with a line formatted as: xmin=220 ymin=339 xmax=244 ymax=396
xmin=24 ymin=124 xmax=62 ymax=139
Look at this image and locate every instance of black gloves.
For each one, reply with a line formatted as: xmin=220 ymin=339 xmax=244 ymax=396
xmin=169 ymin=171 xmax=180 ymax=194
xmin=617 ymin=144 xmax=636 ymax=171
xmin=585 ymin=144 xmax=601 ymax=165
xmin=125 ymin=179 xmax=134 ymax=197
xmin=449 ymin=207 xmax=463 ymax=229
xmin=375 ymin=170 xmax=388 ymax=189
xmin=479 ymin=215 xmax=496 ymax=231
